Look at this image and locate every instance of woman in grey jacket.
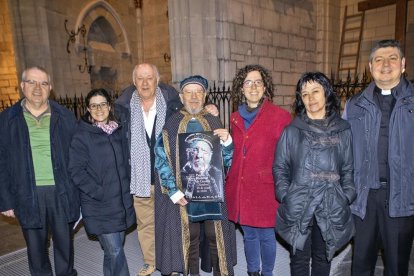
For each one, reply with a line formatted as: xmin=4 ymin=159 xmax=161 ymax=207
xmin=273 ymin=72 xmax=356 ymax=276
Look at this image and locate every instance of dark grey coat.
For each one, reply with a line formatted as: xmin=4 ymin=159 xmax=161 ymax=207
xmin=114 ymin=83 xmax=182 ymax=180
xmin=273 ymin=114 xmax=356 ymax=260
xmin=344 ymin=77 xmax=414 ymax=219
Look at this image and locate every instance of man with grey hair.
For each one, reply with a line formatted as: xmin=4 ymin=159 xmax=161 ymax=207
xmin=344 ymin=39 xmax=414 ymax=276
xmin=115 ymin=64 xmax=218 ymax=275
xmin=115 ymin=63 xmax=182 ymax=275
xmin=0 ymin=66 xmax=79 ymax=275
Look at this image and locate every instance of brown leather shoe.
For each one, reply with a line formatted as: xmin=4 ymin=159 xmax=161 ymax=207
xmin=138 ymin=264 xmax=156 ymax=276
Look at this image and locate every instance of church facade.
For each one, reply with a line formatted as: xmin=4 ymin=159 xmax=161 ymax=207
xmin=0 ymin=0 xmax=413 ymax=109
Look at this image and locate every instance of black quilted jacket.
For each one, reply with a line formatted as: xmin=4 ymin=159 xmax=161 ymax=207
xmin=273 ymin=113 xmax=356 ymax=260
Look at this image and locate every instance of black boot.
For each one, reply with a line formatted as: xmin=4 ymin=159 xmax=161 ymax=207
xmin=247 ymin=272 xmax=260 ymax=276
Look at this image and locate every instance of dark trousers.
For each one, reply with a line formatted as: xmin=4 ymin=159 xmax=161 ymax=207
xmin=21 ymin=186 xmax=77 ymax=276
xmin=352 ymin=188 xmax=414 ymax=276
xmin=189 ymin=220 xmax=219 ymax=276
xmin=290 ymin=219 xmax=331 ymax=276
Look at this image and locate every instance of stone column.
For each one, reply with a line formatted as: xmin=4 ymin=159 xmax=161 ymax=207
xmin=135 ymin=2 xmax=144 ymax=64
xmin=168 ymin=0 xmax=220 ymax=85
xmin=9 ymin=0 xmax=53 ymax=81
xmin=315 ymin=0 xmax=341 ymax=75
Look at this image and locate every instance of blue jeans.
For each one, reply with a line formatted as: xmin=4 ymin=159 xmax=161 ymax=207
xmin=241 ymin=225 xmax=276 ymax=276
xmin=97 ymin=231 xmax=129 ymax=276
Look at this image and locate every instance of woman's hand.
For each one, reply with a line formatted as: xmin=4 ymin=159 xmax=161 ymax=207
xmin=214 ymin=128 xmax=230 ymax=143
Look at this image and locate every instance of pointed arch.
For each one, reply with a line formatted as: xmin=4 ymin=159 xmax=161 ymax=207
xmin=74 ymin=0 xmax=131 ymax=56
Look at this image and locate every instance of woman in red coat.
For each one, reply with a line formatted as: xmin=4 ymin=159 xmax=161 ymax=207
xmin=225 ymin=64 xmax=291 ymax=276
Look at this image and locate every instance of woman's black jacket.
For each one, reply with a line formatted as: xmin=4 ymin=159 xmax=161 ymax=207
xmin=273 ymin=114 xmax=356 ymax=260
xmin=68 ymin=119 xmax=135 ymax=235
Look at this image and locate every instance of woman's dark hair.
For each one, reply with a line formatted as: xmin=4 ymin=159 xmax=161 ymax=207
xmin=293 ymin=72 xmax=340 ymax=117
xmin=231 ymin=64 xmax=274 ymax=107
xmin=83 ymin=88 xmax=117 ymax=123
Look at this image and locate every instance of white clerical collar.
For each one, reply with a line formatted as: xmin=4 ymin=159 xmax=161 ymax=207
xmin=381 ymin=89 xmax=391 ymax=96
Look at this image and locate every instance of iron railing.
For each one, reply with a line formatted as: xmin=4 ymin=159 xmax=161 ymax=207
xmin=0 ymin=84 xmax=234 ymax=128
xmin=330 ymin=69 xmax=372 ymax=103
xmin=2 ymin=75 xmax=413 ymax=129
xmin=207 ymin=82 xmax=232 ymax=128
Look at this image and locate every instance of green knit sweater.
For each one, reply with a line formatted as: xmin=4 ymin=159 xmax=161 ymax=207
xmin=24 ymin=111 xmax=54 ymax=186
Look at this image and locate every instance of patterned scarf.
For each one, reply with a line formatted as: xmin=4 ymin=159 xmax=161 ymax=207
xmin=93 ymin=120 xmax=118 ymax=134
xmin=130 ymin=87 xmax=167 ymax=197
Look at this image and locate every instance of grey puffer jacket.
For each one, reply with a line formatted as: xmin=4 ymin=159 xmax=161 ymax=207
xmin=273 ymin=113 xmax=356 ymax=260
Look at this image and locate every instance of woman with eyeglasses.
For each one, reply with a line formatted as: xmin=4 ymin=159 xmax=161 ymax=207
xmin=68 ymin=88 xmax=135 ymax=276
xmin=225 ymin=65 xmax=291 ymax=276
xmin=273 ymin=72 xmax=355 ymax=276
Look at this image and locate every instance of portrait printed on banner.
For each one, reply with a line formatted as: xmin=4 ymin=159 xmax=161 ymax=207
xmin=178 ymin=131 xmax=224 ymax=202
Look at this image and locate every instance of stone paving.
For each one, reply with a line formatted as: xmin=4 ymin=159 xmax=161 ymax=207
xmin=0 ymin=222 xmax=346 ymax=275
xmin=0 ymin=216 xmax=25 ymax=256
xmin=1 ymin=216 xmax=413 ymax=275
xmin=332 ymin=242 xmax=414 ymax=276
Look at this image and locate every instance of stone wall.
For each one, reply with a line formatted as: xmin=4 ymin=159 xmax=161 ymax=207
xmin=4 ymin=0 xmax=173 ymax=98
xmin=0 ymin=0 xmax=19 ymax=104
xmin=168 ymin=0 xmax=414 ymax=111
xmin=141 ymin=0 xmax=172 ymax=84
xmin=8 ymin=0 xmax=141 ymax=98
xmin=408 ymin=3 xmax=414 ymax=79
xmin=169 ymin=0 xmax=336 ymax=110
xmin=3 ymin=0 xmax=413 ymax=105
xmin=220 ymin=0 xmax=315 ymax=108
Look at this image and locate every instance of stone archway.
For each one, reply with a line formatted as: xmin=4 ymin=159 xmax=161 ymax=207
xmin=74 ymin=0 xmax=131 ymax=93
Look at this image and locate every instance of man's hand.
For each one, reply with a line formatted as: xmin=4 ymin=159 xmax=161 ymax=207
xmin=214 ymin=128 xmax=230 ymax=142
xmin=205 ymin=104 xmax=219 ymax=116
xmin=177 ymin=197 xmax=188 ymax=206
xmin=1 ymin=209 xmax=15 ymax=218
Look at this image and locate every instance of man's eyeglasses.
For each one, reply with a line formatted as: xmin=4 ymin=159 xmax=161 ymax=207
xmin=23 ymin=80 xmax=50 ymax=89
xmin=181 ymin=89 xmax=205 ymax=97
xmin=89 ymin=102 xmax=109 ymax=110
xmin=243 ymin=79 xmax=264 ymax=88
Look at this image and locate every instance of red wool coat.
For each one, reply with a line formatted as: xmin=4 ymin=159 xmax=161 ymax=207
xmin=225 ymin=100 xmax=291 ymax=227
